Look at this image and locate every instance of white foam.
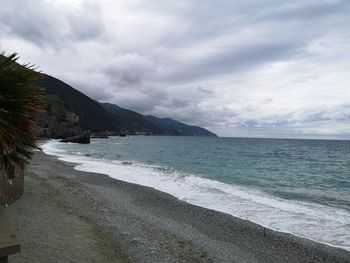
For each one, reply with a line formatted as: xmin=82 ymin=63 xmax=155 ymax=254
xmin=43 ymin=140 xmax=350 ymax=250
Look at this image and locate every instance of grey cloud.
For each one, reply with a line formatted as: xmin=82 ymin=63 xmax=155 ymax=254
xmin=145 ymin=103 xmax=238 ymax=128
xmin=305 ymin=111 xmax=331 ymax=122
xmin=67 ymin=2 xmax=105 ymax=41
xmin=1 ymin=0 xmax=349 ymax=138
xmin=225 ymin=103 xmax=350 ymax=132
xmin=183 ymin=0 xmax=350 ymax=24
xmin=170 ymin=98 xmax=192 ymax=108
xmin=241 ymin=120 xmax=260 ymax=128
xmin=104 ymin=54 xmax=156 ymax=87
xmin=197 ymin=86 xmax=214 ymax=95
xmin=0 ymin=0 xmax=64 ymax=46
xmin=153 ymin=0 xmax=349 ymax=49
xmin=59 ymin=75 xmax=114 ymax=101
xmin=0 ymin=0 xmax=105 ymax=47
xmin=257 ymin=1 xmax=350 ymax=22
xmin=304 ymin=104 xmax=350 ymax=123
xmin=67 ymin=16 xmax=104 ymax=41
xmin=106 ymin=86 xmax=170 ymax=113
xmin=222 ymin=118 xmax=294 ymax=130
xmin=165 ymin=40 xmax=305 ymax=83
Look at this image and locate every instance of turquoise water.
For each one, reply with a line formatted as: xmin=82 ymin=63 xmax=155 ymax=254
xmin=44 ymin=136 xmax=350 ymax=249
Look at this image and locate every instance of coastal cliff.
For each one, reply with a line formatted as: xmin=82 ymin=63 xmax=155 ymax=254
xmin=36 ymin=74 xmax=217 ymax=138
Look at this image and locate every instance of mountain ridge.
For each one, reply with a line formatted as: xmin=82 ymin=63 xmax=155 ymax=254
xmin=101 ymin=102 xmax=217 ymax=137
xmin=37 ymin=74 xmax=217 ymax=138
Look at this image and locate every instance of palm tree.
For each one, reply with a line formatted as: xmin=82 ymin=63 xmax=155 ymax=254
xmin=0 ymin=52 xmax=44 ymax=177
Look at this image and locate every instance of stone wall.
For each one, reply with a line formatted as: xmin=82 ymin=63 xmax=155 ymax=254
xmin=0 ymin=167 xmax=24 ymax=207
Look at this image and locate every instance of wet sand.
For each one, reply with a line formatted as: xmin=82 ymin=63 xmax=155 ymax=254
xmin=5 ymin=151 xmax=350 ymax=262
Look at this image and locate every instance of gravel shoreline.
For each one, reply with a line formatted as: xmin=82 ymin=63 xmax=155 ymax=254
xmin=5 ymin=151 xmax=350 ymax=262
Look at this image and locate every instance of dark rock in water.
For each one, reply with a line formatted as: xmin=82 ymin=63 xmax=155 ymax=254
xmin=60 ymin=132 xmax=90 ymax=144
xmin=118 ymin=133 xmax=127 ymax=137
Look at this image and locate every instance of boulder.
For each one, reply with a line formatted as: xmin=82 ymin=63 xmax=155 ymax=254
xmin=60 ymin=132 xmax=90 ymax=144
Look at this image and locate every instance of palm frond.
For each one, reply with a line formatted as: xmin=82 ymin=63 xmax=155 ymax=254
xmin=0 ymin=52 xmax=45 ymax=171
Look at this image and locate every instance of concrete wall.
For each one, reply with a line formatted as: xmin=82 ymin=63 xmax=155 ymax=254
xmin=0 ymin=167 xmax=24 ymax=207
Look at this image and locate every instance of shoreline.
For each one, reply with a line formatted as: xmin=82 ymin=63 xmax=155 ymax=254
xmin=5 ymin=151 xmax=350 ymax=262
xmin=43 ymin=139 xmax=350 ymax=251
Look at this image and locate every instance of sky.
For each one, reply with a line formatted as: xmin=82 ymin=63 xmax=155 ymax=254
xmin=1 ymin=0 xmax=350 ymax=138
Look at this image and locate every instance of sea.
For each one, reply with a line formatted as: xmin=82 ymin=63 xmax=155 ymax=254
xmin=43 ymin=136 xmax=350 ymax=250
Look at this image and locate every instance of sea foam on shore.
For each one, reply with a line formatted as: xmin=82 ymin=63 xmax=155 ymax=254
xmin=42 ymin=140 xmax=350 ymax=251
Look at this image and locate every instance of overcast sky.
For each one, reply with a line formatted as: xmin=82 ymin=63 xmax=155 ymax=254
xmin=1 ymin=0 xmax=350 ymax=138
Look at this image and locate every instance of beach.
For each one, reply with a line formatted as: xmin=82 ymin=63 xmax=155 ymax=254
xmin=5 ymin=151 xmax=350 ymax=263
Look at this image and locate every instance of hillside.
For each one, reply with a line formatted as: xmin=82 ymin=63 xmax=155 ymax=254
xmin=101 ymin=103 xmax=217 ymax=137
xmin=37 ymin=74 xmax=119 ymax=138
xmin=99 ymin=103 xmax=161 ymax=135
xmin=37 ymin=74 xmax=217 ymax=138
xmin=144 ymin=115 xmax=217 ymax=137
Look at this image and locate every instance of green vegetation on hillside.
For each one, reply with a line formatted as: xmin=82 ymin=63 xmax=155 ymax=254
xmin=37 ymin=74 xmax=119 ymax=137
xmin=44 ymin=94 xmax=66 ymax=121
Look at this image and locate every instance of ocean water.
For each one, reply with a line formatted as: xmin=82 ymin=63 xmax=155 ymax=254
xmin=42 ymin=136 xmax=350 ymax=250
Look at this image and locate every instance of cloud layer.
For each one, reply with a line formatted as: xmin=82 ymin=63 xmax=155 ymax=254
xmin=1 ymin=0 xmax=350 ymax=138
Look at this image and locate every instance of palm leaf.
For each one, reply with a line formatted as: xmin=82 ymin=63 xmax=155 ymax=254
xmin=0 ymin=52 xmax=45 ymax=172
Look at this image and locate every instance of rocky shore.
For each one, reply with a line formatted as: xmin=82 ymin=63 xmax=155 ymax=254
xmin=5 ymin=151 xmax=350 ymax=263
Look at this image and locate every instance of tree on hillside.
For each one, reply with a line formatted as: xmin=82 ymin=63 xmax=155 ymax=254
xmin=0 ymin=52 xmax=44 ymax=177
